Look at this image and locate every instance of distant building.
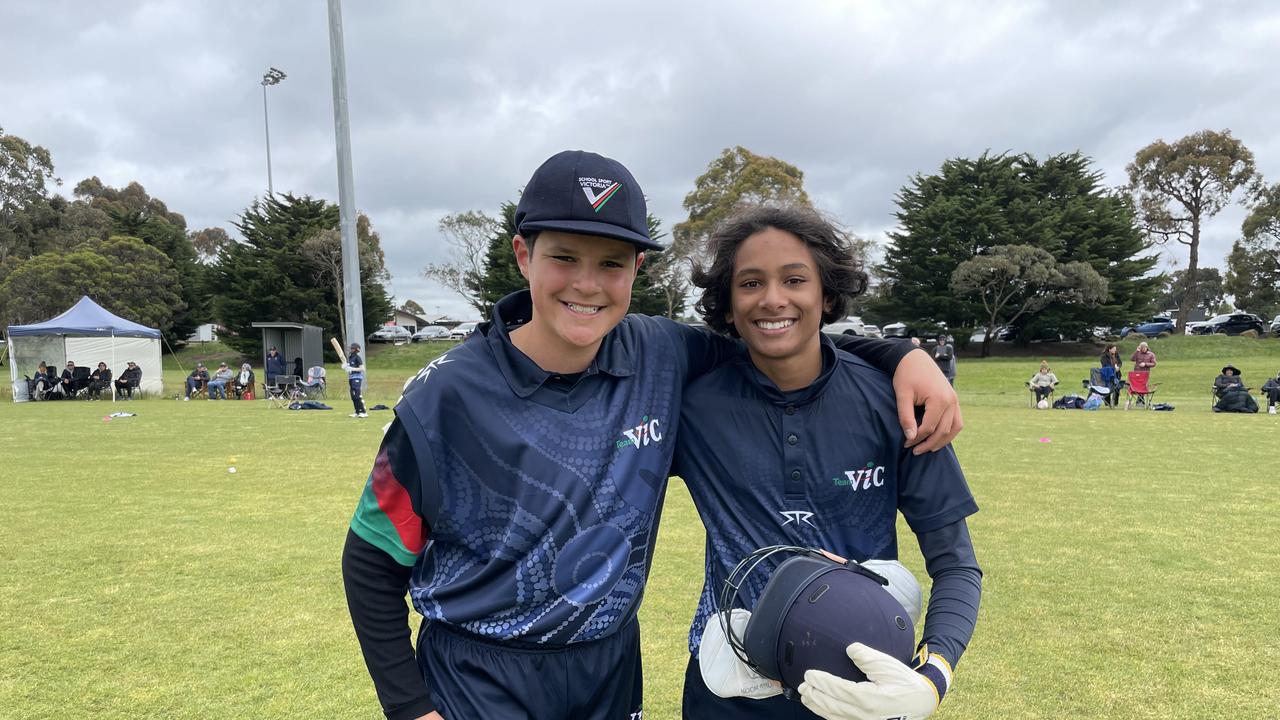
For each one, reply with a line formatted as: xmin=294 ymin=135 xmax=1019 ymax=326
xmin=187 ymin=323 xmax=219 ymax=342
xmin=392 ymin=307 xmax=429 ymax=334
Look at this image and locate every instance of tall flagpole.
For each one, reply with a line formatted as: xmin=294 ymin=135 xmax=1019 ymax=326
xmin=327 ymin=0 xmax=365 ymax=351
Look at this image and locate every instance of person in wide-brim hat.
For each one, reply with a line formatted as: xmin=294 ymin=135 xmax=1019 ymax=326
xmin=1214 ymin=365 xmax=1244 ymax=398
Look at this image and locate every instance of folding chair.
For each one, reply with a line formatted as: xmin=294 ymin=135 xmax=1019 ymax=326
xmin=1026 ymin=381 xmax=1058 ymax=407
xmin=1124 ymin=371 xmax=1159 ymax=410
xmin=265 ymin=375 xmax=301 ymax=408
xmin=1083 ymin=368 xmax=1123 ymax=409
xmin=300 ymin=366 xmax=327 ymax=398
xmin=1211 ymin=379 xmax=1251 ymax=409
xmin=70 ymin=366 xmax=92 ymax=399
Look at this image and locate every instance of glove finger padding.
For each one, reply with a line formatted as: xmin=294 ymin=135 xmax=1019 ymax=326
xmin=698 ymin=609 xmax=783 ymax=699
xmin=797 ymin=643 xmax=939 ymax=720
xmin=859 ymin=559 xmax=923 ymax=627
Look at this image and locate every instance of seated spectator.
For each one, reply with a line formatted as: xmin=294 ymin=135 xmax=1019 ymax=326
xmin=1028 ymin=361 xmax=1059 ymax=406
xmin=1261 ymin=371 xmax=1280 ymax=416
xmin=184 ymin=363 xmax=209 ymax=400
xmin=31 ymin=361 xmax=57 ymax=400
xmin=1214 ymin=365 xmax=1244 ymax=398
xmin=207 ymin=362 xmax=234 ymax=399
xmin=88 ymin=362 xmax=112 ymax=400
xmin=60 ymin=361 xmax=79 ymax=396
xmin=114 ymin=361 xmax=142 ymax=398
xmin=232 ymin=363 xmax=255 ymax=399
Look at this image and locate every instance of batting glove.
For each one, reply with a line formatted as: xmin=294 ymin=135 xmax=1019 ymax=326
xmin=698 ymin=609 xmax=783 ymax=699
xmin=797 ymin=642 xmax=952 ymax=720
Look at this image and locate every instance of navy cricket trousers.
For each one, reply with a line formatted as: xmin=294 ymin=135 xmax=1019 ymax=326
xmin=349 ymin=376 xmax=366 ymax=414
xmin=418 ymin=619 xmax=643 ymax=720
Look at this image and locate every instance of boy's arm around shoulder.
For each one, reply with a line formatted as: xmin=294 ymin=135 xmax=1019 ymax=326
xmin=833 ymin=335 xmax=964 ymax=454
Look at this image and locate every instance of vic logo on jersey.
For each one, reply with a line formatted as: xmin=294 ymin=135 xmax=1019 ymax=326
xmin=834 ymin=460 xmax=887 ymax=491
xmin=616 ymin=415 xmax=662 ymax=449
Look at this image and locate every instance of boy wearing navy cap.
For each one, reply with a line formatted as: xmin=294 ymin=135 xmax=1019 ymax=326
xmin=342 ymin=151 xmax=964 ymax=720
xmin=674 ymin=206 xmax=980 ymax=720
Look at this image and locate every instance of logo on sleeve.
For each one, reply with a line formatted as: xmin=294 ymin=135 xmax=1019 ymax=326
xmin=617 ymin=415 xmax=662 ymax=449
xmin=834 ymin=460 xmax=886 ymax=491
xmin=579 ymin=177 xmax=622 ymax=212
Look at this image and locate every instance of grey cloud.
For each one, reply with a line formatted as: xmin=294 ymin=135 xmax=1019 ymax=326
xmin=3 ymin=1 xmax=1279 ymax=317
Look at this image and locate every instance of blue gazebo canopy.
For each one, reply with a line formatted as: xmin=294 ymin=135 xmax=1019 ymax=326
xmin=7 ymin=296 xmax=160 ymax=338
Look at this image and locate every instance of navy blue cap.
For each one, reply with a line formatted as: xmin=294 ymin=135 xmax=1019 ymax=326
xmin=515 ymin=150 xmax=662 ymax=251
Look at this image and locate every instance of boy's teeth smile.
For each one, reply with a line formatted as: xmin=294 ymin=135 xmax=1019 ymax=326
xmin=755 ymin=319 xmax=794 ymax=330
xmin=565 ymin=302 xmax=602 ymax=315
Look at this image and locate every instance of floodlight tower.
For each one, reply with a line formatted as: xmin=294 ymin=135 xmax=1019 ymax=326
xmin=261 ymin=67 xmax=287 ymax=196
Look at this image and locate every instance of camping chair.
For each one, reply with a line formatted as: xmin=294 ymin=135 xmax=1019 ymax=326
xmin=265 ymin=374 xmax=302 ymax=408
xmin=70 ymin=366 xmax=92 ymax=398
xmin=188 ymin=375 xmax=208 ymax=400
xmin=1124 ymin=371 xmax=1159 ymax=410
xmin=1026 ymin=380 xmax=1059 ymax=407
xmin=1211 ymin=377 xmax=1250 ymax=409
xmin=300 ymin=366 xmax=327 ymax=398
xmin=1082 ymin=368 xmax=1123 ymax=409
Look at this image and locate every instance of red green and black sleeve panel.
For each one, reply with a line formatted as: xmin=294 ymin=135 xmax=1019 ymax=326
xmin=343 ymin=419 xmax=438 ymax=719
xmin=349 ymin=418 xmax=433 ymax=567
xmin=342 ymin=530 xmax=435 ymax=719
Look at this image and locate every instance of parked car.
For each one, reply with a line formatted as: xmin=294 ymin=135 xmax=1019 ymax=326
xmin=881 ymin=321 xmax=911 ymax=338
xmin=1191 ymin=313 xmax=1266 ymax=336
xmin=449 ymin=321 xmax=478 ymax=340
xmin=412 ymin=325 xmax=450 ymax=342
xmin=861 ymin=324 xmax=882 ymax=338
xmin=823 ymin=316 xmax=866 ymax=336
xmin=1120 ymin=317 xmax=1175 ymax=338
xmin=969 ymin=325 xmax=1015 ymax=344
xmin=1184 ymin=321 xmax=1208 ymax=335
xmin=369 ymin=325 xmax=413 ymax=343
xmin=1271 ymin=314 xmax=1280 ymax=335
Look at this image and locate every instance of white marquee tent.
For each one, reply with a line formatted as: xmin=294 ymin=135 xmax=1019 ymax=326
xmin=7 ymin=296 xmax=163 ymax=402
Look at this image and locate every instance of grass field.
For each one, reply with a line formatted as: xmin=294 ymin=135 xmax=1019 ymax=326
xmin=2 ymin=336 xmax=1279 ymax=718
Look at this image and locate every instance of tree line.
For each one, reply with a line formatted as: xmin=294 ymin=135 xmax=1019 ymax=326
xmin=0 ymin=125 xmax=392 ymax=359
xmin=427 ymin=133 xmax=1279 ymax=357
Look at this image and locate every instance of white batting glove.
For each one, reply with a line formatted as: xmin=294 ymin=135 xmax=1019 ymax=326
xmin=797 ymin=643 xmax=952 ymax=720
xmin=698 ymin=610 xmax=783 ymax=699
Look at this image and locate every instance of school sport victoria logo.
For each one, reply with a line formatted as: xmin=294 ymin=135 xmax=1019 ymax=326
xmin=579 ymin=176 xmax=622 ymax=212
xmin=834 ymin=460 xmax=888 ymax=491
xmin=616 ymin=415 xmax=662 ymax=449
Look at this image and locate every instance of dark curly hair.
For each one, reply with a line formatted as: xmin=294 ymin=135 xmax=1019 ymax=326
xmin=691 ymin=205 xmax=867 ymax=337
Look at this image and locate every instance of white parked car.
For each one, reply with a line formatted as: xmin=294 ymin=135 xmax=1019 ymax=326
xmin=823 ymin=316 xmax=866 ymax=336
xmin=369 ymin=325 xmax=412 ymax=343
xmin=861 ymin=324 xmax=882 ymax=338
xmin=450 ymin=321 xmax=478 ymax=340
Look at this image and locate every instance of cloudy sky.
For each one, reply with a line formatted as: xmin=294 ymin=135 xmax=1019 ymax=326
xmin=4 ymin=1 xmax=1277 ymax=320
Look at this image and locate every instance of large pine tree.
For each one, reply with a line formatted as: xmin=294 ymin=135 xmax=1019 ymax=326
xmin=875 ymin=152 xmax=1159 ymax=340
xmin=212 ymin=194 xmax=393 ymax=358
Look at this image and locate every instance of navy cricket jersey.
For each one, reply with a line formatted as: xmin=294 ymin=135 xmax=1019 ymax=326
xmin=673 ymin=337 xmax=978 ymax=655
xmin=350 ymin=291 xmax=731 ymax=645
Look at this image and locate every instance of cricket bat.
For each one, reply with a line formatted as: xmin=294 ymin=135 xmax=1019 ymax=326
xmin=330 ymin=337 xmax=348 ymax=366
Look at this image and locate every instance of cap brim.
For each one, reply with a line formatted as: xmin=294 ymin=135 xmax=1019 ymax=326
xmin=520 ymin=219 xmax=664 ymax=251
